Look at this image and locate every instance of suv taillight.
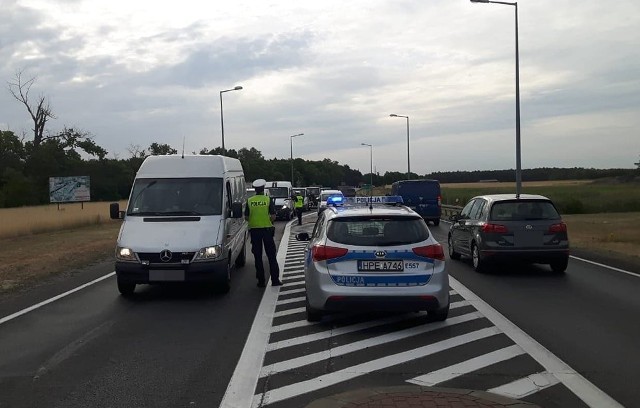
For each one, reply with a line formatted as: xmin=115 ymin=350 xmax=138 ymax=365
xmin=412 ymin=244 xmax=445 ymax=261
xmin=548 ymin=222 xmax=567 ymax=233
xmin=482 ymin=223 xmax=508 ymax=233
xmin=312 ymin=245 xmax=348 ymax=262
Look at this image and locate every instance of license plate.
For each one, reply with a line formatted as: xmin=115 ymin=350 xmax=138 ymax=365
xmin=357 ymin=260 xmax=404 ymax=272
xmin=514 ymin=231 xmax=543 ymax=247
xmin=149 ymin=269 xmax=185 ymax=281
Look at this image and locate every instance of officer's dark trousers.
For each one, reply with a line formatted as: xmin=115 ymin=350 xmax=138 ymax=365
xmin=250 ymin=227 xmax=280 ymax=283
xmin=296 ymin=208 xmax=303 ymax=225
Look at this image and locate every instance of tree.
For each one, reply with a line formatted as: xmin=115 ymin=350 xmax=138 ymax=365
xmin=148 ymin=142 xmax=177 ymax=156
xmin=7 ymin=70 xmax=55 ymax=148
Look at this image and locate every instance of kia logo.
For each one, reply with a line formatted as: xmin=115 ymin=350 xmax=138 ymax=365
xmin=375 ymin=250 xmax=387 ymax=258
xmin=160 ymin=249 xmax=173 ymax=262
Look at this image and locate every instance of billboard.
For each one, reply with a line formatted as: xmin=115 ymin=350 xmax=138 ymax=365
xmin=49 ymin=176 xmax=91 ymax=203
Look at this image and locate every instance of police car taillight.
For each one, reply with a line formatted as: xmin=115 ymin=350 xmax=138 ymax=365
xmin=412 ymin=244 xmax=445 ymax=261
xmin=312 ymin=245 xmax=348 ymax=261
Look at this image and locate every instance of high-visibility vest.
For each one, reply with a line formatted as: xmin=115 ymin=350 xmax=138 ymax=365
xmin=247 ymin=195 xmax=273 ymax=229
xmin=295 ymin=195 xmax=304 ymax=209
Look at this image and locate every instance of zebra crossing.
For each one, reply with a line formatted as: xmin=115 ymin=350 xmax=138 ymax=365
xmin=222 ymin=220 xmax=617 ymax=408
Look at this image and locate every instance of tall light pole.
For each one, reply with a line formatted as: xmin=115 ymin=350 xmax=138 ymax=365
xmin=470 ymin=0 xmax=521 ymax=196
xmin=290 ymin=133 xmax=304 ymax=185
xmin=361 ymin=143 xmax=373 ymax=193
xmin=390 ymin=114 xmax=410 ymax=179
xmin=219 ymin=85 xmax=243 ymax=153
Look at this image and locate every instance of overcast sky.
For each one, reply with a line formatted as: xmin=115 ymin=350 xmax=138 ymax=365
xmin=2 ymin=0 xmax=639 ymax=174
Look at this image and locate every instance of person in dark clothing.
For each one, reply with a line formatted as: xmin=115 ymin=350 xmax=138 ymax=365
xmin=245 ymin=179 xmax=281 ymax=287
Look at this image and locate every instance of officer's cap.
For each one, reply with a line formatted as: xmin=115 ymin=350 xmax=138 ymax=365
xmin=252 ymin=179 xmax=267 ymax=188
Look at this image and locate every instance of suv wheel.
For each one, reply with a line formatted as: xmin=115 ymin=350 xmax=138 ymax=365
xmin=471 ymin=243 xmax=486 ymax=273
xmin=550 ymin=258 xmax=568 ymax=274
xmin=448 ymin=235 xmax=461 ymax=260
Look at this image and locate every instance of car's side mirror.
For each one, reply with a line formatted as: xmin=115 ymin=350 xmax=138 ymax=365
xmin=110 ymin=203 xmax=124 ymax=220
xmin=296 ymin=232 xmax=310 ymax=241
xmin=232 ymin=202 xmax=243 ymax=218
xmin=449 ymin=213 xmax=460 ymax=222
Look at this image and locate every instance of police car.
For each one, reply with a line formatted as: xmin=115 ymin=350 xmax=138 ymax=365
xmin=296 ymin=196 xmax=449 ymax=322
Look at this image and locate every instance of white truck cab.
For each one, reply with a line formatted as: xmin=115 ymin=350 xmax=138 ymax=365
xmin=109 ymin=155 xmax=248 ymax=295
xmin=266 ymin=180 xmax=294 ymax=220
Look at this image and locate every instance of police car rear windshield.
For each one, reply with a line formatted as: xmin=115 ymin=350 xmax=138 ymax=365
xmin=490 ymin=200 xmax=560 ymax=221
xmin=327 ymin=216 xmax=429 ymax=246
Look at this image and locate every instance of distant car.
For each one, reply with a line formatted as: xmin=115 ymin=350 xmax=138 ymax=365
xmin=296 ymin=196 xmax=449 ymax=322
xmin=317 ymin=189 xmax=344 ymax=215
xmin=391 ymin=179 xmax=441 ymax=226
xmin=447 ymin=194 xmax=570 ymax=273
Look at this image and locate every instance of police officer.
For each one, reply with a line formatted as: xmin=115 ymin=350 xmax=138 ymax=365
xmin=245 ymin=179 xmax=281 ymax=287
xmin=293 ymin=192 xmax=304 ymax=225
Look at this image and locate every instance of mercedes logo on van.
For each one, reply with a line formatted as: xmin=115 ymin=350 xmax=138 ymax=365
xmin=374 ymin=250 xmax=387 ymax=258
xmin=160 ymin=249 xmax=173 ymax=262
xmin=525 ymin=225 xmax=533 ymax=230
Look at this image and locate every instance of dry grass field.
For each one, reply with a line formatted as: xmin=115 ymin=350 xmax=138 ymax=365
xmin=0 ymin=200 xmax=127 ymax=240
xmin=440 ymin=180 xmax=592 ymax=189
xmin=563 ymin=212 xmax=640 ymax=261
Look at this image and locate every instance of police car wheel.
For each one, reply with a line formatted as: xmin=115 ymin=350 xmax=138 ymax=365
xmin=306 ymin=298 xmax=323 ymax=322
xmin=429 ymin=303 xmax=449 ymax=322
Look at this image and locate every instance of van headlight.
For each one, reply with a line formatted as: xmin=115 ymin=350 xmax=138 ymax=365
xmin=116 ymin=246 xmax=137 ymax=262
xmin=193 ymin=245 xmax=222 ymax=261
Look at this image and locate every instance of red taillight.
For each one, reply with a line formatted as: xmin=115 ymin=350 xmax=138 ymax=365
xmin=482 ymin=223 xmax=508 ymax=233
xmin=312 ymin=245 xmax=348 ymax=262
xmin=412 ymin=244 xmax=445 ymax=261
xmin=548 ymin=222 xmax=567 ymax=233
xmin=437 ymin=195 xmax=442 ymax=207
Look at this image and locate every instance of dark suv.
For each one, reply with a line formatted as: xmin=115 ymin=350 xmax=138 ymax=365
xmin=447 ymin=194 xmax=569 ymax=273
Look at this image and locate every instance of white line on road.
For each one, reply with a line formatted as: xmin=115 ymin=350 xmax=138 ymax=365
xmin=273 ymin=307 xmax=305 ymax=318
xmin=570 ymin=255 xmax=638 ymax=278
xmin=449 ymin=275 xmax=623 ymax=408
xmin=254 ymin=327 xmax=501 ymax=407
xmin=275 ymin=296 xmax=305 ymax=305
xmin=219 ymin=219 xmax=293 ymax=408
xmin=407 ymin=344 xmax=525 ymax=386
xmin=0 ymin=272 xmax=116 ymax=326
xmin=488 ymin=371 xmax=560 ymax=399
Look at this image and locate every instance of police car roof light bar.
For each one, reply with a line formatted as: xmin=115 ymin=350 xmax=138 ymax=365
xmin=345 ymin=196 xmax=404 ymax=206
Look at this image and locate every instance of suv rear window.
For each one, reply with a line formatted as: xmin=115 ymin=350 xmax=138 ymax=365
xmin=327 ymin=216 xmax=429 ymax=246
xmin=490 ymin=200 xmax=560 ymax=221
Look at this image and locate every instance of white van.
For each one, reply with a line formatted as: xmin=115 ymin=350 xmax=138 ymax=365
xmin=109 ymin=155 xmax=248 ymax=296
xmin=266 ymin=181 xmax=294 ymax=220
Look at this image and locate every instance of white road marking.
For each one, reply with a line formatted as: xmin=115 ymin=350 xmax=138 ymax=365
xmin=449 ymin=275 xmax=623 ymax=408
xmin=253 ymin=327 xmax=501 ymax=407
xmin=488 ymin=371 xmax=560 ymax=399
xmin=450 ymin=300 xmax=469 ymax=309
xmin=260 ymin=311 xmax=483 ymax=378
xmin=407 ymin=344 xmax=525 ymax=386
xmin=278 ymin=288 xmax=305 ymax=295
xmin=275 ymin=296 xmax=305 ymax=305
xmin=449 ymin=290 xmax=457 ymax=296
xmin=0 ymin=272 xmax=116 ymax=326
xmin=270 ymin=318 xmax=315 ymax=333
xmin=273 ymin=307 xmax=305 ymax=318
xmin=570 ymin=255 xmax=638 ymax=278
xmin=220 ymin=220 xmax=292 ymax=408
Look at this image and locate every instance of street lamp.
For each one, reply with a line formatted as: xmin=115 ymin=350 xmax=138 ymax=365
xmin=219 ymin=85 xmax=243 ymax=153
xmin=470 ymin=0 xmax=522 ymax=196
xmin=389 ymin=114 xmax=410 ymax=180
xmin=361 ymin=143 xmax=373 ymax=193
xmin=290 ymin=133 xmax=304 ymax=185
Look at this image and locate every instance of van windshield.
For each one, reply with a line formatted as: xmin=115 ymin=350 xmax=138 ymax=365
xmin=127 ymin=178 xmax=223 ymax=216
xmin=267 ymin=187 xmax=289 ymax=198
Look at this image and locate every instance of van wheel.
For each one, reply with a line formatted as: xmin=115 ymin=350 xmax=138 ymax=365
xmin=217 ymin=260 xmax=231 ymax=294
xmin=235 ymin=238 xmax=247 ymax=267
xmin=117 ymin=279 xmax=135 ymax=297
xmin=433 ymin=219 xmax=440 ymax=226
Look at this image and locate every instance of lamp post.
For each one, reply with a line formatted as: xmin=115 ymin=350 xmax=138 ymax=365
xmin=470 ymin=0 xmax=521 ymax=196
xmin=219 ymin=85 xmax=243 ymax=153
xmin=361 ymin=143 xmax=373 ymax=192
xmin=290 ymin=133 xmax=304 ymax=185
xmin=389 ymin=114 xmax=410 ymax=179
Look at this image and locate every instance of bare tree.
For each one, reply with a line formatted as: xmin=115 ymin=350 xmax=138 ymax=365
xmin=7 ymin=70 xmax=56 ymax=148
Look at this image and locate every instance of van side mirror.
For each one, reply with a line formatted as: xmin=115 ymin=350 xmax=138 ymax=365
xmin=232 ymin=202 xmax=243 ymax=218
xmin=110 ymin=203 xmax=123 ymax=220
xmin=296 ymin=232 xmax=310 ymax=241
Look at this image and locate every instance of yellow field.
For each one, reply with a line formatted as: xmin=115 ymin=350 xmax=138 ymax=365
xmin=0 ymin=201 xmax=127 ymax=240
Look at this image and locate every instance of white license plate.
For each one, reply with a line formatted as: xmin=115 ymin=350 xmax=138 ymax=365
xmin=149 ymin=269 xmax=185 ymax=281
xmin=357 ymin=260 xmax=404 ymax=272
xmin=514 ymin=231 xmax=543 ymax=247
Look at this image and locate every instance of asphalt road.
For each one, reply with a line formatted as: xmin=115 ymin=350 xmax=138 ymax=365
xmin=0 ymin=216 xmax=638 ymax=408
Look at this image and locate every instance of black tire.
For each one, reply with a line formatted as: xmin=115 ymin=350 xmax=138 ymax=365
xmin=429 ymin=302 xmax=449 ymax=322
xmin=235 ymin=237 xmax=247 ymax=267
xmin=471 ymin=243 xmax=486 ymax=273
xmin=550 ymin=258 xmax=568 ymax=274
xmin=306 ymin=297 xmax=323 ymax=322
xmin=217 ymin=260 xmax=231 ymax=294
xmin=433 ymin=219 xmax=440 ymax=226
xmin=448 ymin=235 xmax=461 ymax=260
xmin=117 ymin=279 xmax=135 ymax=297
